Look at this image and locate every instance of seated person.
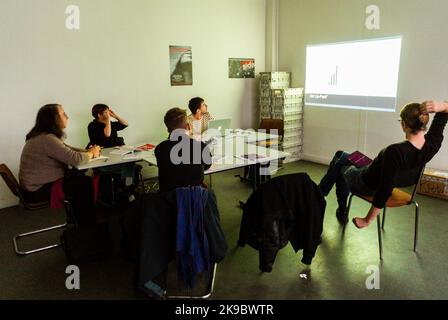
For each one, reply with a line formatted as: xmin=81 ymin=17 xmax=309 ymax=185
xmin=87 ymin=104 xmax=138 ymax=201
xmin=155 ymin=107 xmax=212 ymax=193
xmin=186 ymin=97 xmax=214 ymax=137
xmin=88 ymin=104 xmax=128 ymax=148
xmin=318 ymin=101 xmax=448 ymax=228
xmin=19 ymin=104 xmax=101 ymax=225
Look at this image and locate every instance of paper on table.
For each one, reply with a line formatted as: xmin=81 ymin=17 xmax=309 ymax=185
xmin=109 ymin=145 xmax=136 ymax=156
xmin=235 ymin=154 xmax=267 ymax=161
xmin=123 ymin=153 xmax=141 ymax=160
xmin=90 ymin=155 xmax=109 ymax=162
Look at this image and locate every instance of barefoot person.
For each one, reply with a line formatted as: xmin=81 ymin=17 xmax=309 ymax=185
xmin=318 ymin=101 xmax=448 ymax=228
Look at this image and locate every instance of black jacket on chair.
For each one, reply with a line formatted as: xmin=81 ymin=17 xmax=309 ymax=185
xmin=122 ymin=188 xmax=227 ymax=293
xmin=238 ymin=173 xmax=326 ymax=272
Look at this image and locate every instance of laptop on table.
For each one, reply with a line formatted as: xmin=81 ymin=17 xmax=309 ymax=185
xmin=205 ymin=118 xmax=232 ymax=138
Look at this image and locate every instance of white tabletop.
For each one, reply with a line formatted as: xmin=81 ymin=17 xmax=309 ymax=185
xmin=204 ymin=138 xmax=288 ymax=174
xmin=75 ymin=146 xmax=152 ymax=170
xmin=140 ymin=137 xmax=289 ymax=175
xmin=75 ymin=130 xmax=286 ymax=172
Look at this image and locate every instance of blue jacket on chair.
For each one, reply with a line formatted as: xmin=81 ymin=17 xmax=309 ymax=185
xmin=176 ymin=186 xmax=210 ymax=288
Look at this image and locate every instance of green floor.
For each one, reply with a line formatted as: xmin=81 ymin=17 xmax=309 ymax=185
xmin=1 ymin=160 xmax=447 ymax=299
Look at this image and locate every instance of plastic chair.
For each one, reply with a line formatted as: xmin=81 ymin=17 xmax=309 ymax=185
xmin=346 ymin=166 xmax=425 ymax=260
xmin=0 ymin=163 xmax=68 ymax=255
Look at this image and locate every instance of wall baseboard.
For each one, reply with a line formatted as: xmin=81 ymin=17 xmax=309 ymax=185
xmin=0 ymin=198 xmax=19 ymax=210
xmin=300 ymin=153 xmax=331 ymax=166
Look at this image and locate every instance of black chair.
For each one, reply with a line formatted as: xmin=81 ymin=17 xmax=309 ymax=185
xmin=96 ymin=163 xmax=145 ymax=207
xmin=347 ymin=166 xmax=425 ymax=260
xmin=134 ymin=187 xmax=223 ymax=299
xmin=238 ymin=119 xmax=285 ymax=186
xmin=0 ymin=163 xmax=68 ymax=256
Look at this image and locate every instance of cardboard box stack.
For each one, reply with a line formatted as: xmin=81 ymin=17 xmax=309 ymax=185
xmin=259 ymin=72 xmax=303 ymax=163
xmin=418 ymin=168 xmax=448 ymax=200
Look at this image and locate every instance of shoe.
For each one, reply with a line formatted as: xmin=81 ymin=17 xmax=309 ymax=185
xmin=336 ymin=207 xmax=348 ymax=224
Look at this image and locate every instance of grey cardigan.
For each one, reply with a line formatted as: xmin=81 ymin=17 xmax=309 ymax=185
xmin=19 ymin=133 xmax=89 ymax=191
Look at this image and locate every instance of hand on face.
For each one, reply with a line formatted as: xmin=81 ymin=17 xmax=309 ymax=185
xmin=108 ymin=109 xmax=117 ymax=119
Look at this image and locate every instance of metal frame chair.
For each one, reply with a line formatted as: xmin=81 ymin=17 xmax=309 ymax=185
xmin=347 ymin=166 xmax=425 ymax=260
xmin=165 ymin=263 xmax=217 ymax=299
xmin=238 ymin=118 xmax=285 ymax=185
xmin=0 ymin=163 xmax=68 ymax=256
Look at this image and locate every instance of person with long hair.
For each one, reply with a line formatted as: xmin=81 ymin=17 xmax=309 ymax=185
xmin=318 ymin=101 xmax=448 ymax=228
xmin=19 ymin=104 xmax=101 ymax=225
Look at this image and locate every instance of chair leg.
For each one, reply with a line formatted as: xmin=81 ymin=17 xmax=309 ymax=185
xmin=414 ymin=201 xmax=419 ymax=252
xmin=346 ymin=194 xmax=354 ymax=216
xmin=377 ymin=215 xmax=383 ymax=260
xmin=139 ymin=172 xmax=145 ymax=192
xmin=13 ymin=223 xmax=67 ymax=256
xmin=382 ymin=207 xmax=387 ymax=230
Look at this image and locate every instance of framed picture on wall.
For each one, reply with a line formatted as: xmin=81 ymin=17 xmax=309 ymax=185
xmin=169 ymin=45 xmax=193 ymax=86
xmin=228 ymin=58 xmax=255 ymax=78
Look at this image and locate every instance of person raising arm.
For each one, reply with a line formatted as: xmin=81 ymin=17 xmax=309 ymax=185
xmin=88 ymin=104 xmax=128 ymax=148
xmin=317 ymin=101 xmax=448 ymax=228
xmin=352 ymin=100 xmax=448 ymax=228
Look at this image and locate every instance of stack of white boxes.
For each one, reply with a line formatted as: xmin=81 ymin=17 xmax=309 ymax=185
xmin=259 ymin=72 xmax=304 ymax=163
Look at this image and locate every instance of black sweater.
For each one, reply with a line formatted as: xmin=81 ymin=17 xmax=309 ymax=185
xmin=155 ymin=134 xmax=212 ymax=193
xmin=87 ymin=120 xmax=127 ymax=148
xmin=362 ymin=112 xmax=448 ymax=208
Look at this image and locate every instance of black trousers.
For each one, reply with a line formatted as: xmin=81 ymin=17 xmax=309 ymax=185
xmin=21 ymin=173 xmax=96 ymax=226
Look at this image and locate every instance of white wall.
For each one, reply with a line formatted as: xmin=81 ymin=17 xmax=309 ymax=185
xmin=278 ymin=0 xmax=448 ymax=167
xmin=0 ymin=0 xmax=266 ymax=208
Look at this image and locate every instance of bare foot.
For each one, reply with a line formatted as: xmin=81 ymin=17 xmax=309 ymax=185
xmin=352 ymin=217 xmax=371 ymax=229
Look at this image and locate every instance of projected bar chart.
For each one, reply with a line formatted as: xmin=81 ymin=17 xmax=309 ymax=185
xmin=328 ymin=66 xmax=339 ymax=86
xmin=305 ymin=37 xmax=402 ymax=112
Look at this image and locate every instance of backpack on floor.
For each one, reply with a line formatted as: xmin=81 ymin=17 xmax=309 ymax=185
xmin=60 ymin=223 xmax=112 ymax=264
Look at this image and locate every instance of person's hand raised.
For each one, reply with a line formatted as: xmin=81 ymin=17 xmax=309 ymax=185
xmin=109 ymin=109 xmax=118 ymax=119
xmin=420 ymin=101 xmax=446 ymax=114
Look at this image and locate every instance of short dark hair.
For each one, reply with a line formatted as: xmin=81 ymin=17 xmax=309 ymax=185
xmin=92 ymin=104 xmax=109 ymax=119
xmin=26 ymin=104 xmax=64 ymax=141
xmin=400 ymin=103 xmax=429 ymax=134
xmin=164 ymin=108 xmax=187 ymax=133
xmin=188 ymin=97 xmax=204 ymax=115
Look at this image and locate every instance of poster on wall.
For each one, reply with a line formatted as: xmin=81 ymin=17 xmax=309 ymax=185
xmin=228 ymin=58 xmax=255 ymax=78
xmin=169 ymin=45 xmax=193 ymax=86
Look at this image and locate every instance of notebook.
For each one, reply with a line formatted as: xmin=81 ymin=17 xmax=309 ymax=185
xmin=348 ymin=151 xmax=373 ymax=168
xmin=136 ymin=143 xmax=155 ymax=151
xmin=89 ymin=155 xmax=109 ymax=162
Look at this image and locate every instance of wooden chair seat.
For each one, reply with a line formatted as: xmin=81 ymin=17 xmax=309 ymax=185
xmin=354 ymin=188 xmax=412 ymax=208
xmin=347 ymin=166 xmax=425 ymax=260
